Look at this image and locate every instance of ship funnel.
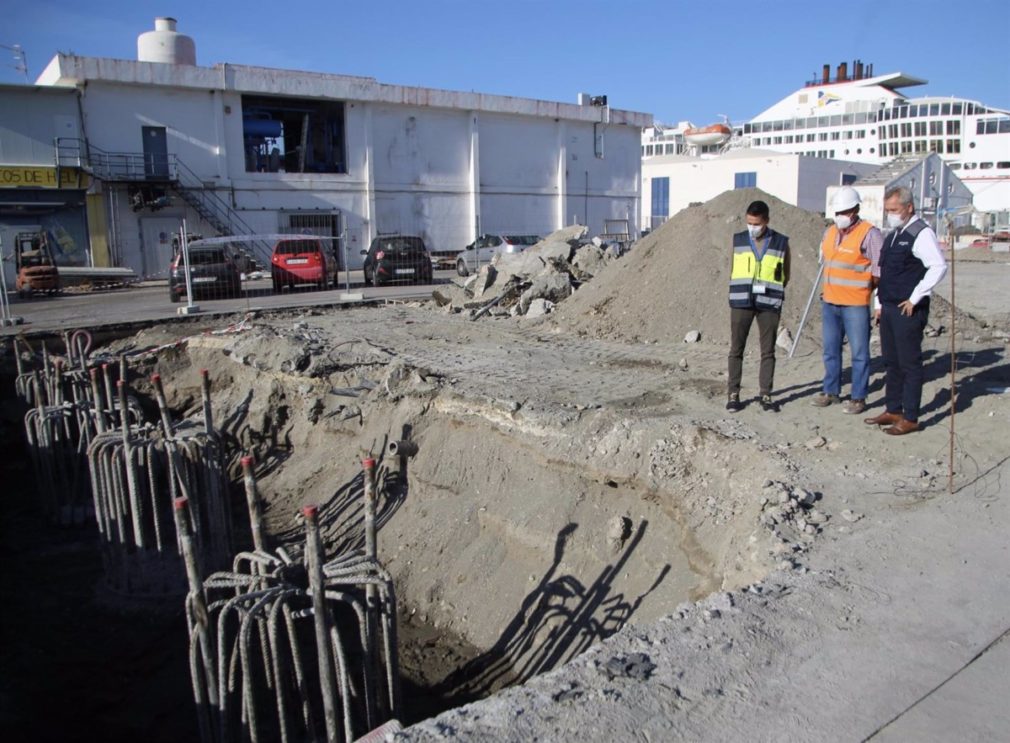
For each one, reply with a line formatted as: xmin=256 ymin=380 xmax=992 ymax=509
xmin=822 ymin=64 xmax=830 ymax=84
xmin=138 ymin=17 xmax=196 ymax=65
xmin=837 ymin=62 xmax=848 ymax=82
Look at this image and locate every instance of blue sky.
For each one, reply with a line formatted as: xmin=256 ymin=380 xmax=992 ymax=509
xmin=3 ymin=0 xmax=1008 ymax=125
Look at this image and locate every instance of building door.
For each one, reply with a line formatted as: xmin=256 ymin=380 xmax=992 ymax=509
xmin=140 ymin=216 xmax=179 ymax=279
xmin=142 ymin=126 xmax=169 ymax=179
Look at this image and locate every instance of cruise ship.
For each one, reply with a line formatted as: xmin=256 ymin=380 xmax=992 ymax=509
xmin=643 ymin=60 xmax=1010 ymax=213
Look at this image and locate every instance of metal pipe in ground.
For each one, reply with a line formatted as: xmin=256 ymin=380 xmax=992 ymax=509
xmin=361 ymin=457 xmax=381 ymax=720
xmin=200 ymin=369 xmax=214 ymax=436
xmin=304 ymin=504 xmax=339 ymax=743
xmin=241 ymin=456 xmax=266 ymax=553
xmin=174 ymin=496 xmax=220 ymax=720
xmin=151 ymin=374 xmax=176 ymax=439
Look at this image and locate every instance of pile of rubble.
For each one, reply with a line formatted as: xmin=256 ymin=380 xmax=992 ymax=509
xmin=430 ymin=225 xmax=622 ymax=319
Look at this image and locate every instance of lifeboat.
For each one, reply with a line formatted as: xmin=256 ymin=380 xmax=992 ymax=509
xmin=683 ymin=123 xmax=732 ymax=146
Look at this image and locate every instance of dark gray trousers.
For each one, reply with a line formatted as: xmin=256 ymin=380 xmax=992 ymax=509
xmin=728 ymin=307 xmax=780 ymax=397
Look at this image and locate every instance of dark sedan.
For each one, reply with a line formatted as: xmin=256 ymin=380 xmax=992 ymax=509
xmin=169 ymin=246 xmax=242 ymax=302
xmin=361 ymin=236 xmax=433 ymax=286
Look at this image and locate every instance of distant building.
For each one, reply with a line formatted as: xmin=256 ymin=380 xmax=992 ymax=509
xmin=825 ymin=153 xmax=973 ymax=233
xmin=0 ymin=84 xmax=98 ymax=271
xmin=642 ymin=149 xmax=877 ymax=228
xmin=5 ymin=18 xmax=651 ymax=277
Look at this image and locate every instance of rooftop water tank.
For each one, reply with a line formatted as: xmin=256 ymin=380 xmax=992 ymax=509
xmin=137 ymin=17 xmax=196 ymax=65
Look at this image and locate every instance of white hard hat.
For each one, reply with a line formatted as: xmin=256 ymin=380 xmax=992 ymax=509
xmin=831 ymin=186 xmax=861 ymax=213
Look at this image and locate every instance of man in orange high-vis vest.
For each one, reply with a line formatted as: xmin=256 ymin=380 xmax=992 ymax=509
xmin=809 ymin=186 xmax=883 ymax=416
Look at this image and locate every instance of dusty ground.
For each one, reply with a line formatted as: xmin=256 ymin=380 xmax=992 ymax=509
xmin=3 ymin=189 xmax=1008 ymax=738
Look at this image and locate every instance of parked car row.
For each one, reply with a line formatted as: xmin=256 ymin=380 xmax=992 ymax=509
xmin=168 ymin=232 xmax=542 ymax=302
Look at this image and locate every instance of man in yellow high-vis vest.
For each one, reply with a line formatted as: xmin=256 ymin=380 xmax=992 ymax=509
xmin=727 ymin=200 xmax=790 ymax=413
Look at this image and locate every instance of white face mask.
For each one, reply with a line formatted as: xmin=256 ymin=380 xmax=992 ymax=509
xmin=747 ymin=224 xmax=765 ymax=238
xmin=886 ymin=212 xmax=906 ymax=229
xmin=834 ymin=215 xmax=853 ymax=230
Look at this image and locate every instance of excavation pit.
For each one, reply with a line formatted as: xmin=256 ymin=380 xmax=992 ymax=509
xmin=3 ymin=302 xmax=808 ymax=735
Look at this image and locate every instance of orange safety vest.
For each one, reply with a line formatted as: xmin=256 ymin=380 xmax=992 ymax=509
xmin=821 ymin=220 xmax=874 ymax=306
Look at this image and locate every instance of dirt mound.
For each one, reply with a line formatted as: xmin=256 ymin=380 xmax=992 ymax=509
xmin=546 ymin=188 xmax=830 ymax=347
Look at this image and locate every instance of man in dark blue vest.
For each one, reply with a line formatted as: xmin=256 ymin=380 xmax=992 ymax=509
xmin=726 ymin=200 xmax=790 ymax=413
xmin=864 ymin=186 xmax=947 ymax=435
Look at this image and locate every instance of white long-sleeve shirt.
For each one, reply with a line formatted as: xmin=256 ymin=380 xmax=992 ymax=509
xmin=901 ymin=215 xmax=948 ymax=306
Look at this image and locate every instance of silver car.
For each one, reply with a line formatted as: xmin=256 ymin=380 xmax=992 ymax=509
xmin=455 ymin=234 xmax=540 ymax=276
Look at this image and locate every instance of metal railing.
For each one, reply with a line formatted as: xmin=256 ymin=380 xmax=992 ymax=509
xmin=55 ymin=138 xmax=271 ymax=267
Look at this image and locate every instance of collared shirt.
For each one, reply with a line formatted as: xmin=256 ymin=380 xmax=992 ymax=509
xmin=895 ymin=214 xmax=948 ymax=305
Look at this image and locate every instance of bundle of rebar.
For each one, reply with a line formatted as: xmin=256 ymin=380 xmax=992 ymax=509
xmin=18 ymin=332 xmax=127 ymax=525
xmin=86 ymin=369 xmax=232 ymax=595
xmin=180 ymin=458 xmax=400 ymax=743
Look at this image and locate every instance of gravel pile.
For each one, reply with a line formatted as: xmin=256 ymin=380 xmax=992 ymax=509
xmin=547 ymin=188 xmax=831 ymax=347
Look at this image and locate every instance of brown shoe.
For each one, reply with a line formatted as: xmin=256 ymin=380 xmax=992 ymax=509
xmin=884 ymin=418 xmax=920 ymax=436
xmin=864 ymin=411 xmax=901 ymax=426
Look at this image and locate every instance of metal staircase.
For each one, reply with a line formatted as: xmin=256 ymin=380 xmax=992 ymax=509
xmin=55 ymin=138 xmax=272 ymax=269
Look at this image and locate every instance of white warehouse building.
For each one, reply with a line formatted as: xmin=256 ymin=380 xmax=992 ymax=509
xmin=31 ymin=18 xmax=651 ymax=278
xmin=642 ymin=148 xmax=878 ymax=229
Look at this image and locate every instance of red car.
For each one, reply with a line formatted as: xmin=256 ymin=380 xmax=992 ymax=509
xmin=271 ymin=238 xmax=338 ymax=292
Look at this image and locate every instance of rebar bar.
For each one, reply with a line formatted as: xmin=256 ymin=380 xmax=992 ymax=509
xmin=183 ymin=463 xmax=401 ymax=742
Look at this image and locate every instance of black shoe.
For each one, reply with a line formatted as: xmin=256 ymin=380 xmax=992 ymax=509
xmin=759 ymin=395 xmax=779 ymax=413
xmin=726 ymin=394 xmax=742 ymax=413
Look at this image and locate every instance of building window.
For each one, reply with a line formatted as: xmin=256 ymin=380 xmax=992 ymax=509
xmin=841 ymin=174 xmax=857 ymax=185
xmin=651 ymin=176 xmax=670 ymax=217
xmin=997 ymin=161 xmax=1010 ymax=169
xmin=947 ymin=139 xmax=961 ymax=153
xmin=901 ymin=123 xmax=912 ymax=137
xmin=734 ymin=172 xmax=757 ymax=189
xmin=242 ymin=95 xmax=347 ymax=174
xmin=818 ymin=132 xmax=828 ymax=141
xmin=947 ymin=120 xmax=960 ymax=135
xmin=806 ymin=133 xmax=815 ymax=142
xmin=929 ymin=140 xmax=942 ymax=153
xmin=914 ymin=122 xmax=926 ymax=136
xmin=665 ymin=144 xmax=675 ymax=154
xmin=980 ymin=162 xmax=994 ymax=169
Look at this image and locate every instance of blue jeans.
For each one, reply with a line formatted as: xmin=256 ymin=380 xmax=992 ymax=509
xmin=821 ymin=302 xmax=871 ymax=400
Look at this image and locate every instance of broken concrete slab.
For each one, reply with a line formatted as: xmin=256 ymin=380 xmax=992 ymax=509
xmin=525 ymin=298 xmax=556 ymax=319
xmin=518 ymin=268 xmax=573 ymax=315
xmin=572 ymin=244 xmax=611 ymax=277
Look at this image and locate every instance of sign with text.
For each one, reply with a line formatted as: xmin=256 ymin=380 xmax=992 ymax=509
xmin=0 ymin=166 xmax=90 ymax=189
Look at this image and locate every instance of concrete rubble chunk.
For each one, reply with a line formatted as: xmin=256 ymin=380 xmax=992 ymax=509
xmin=572 ymin=244 xmax=610 ymax=277
xmin=684 ymin=330 xmax=702 ymax=343
xmin=776 ymin=327 xmax=794 ymax=351
xmin=518 ymin=268 xmax=572 ymax=315
xmin=524 ymin=298 xmax=555 ymax=319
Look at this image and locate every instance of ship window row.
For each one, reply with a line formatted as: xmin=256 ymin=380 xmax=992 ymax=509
xmin=880 ymin=102 xmax=998 ymax=120
xmin=977 ymin=118 xmax=1010 ymax=134
xmin=950 ymin=161 xmax=1010 ymax=171
xmin=744 ymin=112 xmax=879 ymax=134
xmin=880 ymin=140 xmax=962 ymax=156
xmin=881 ymin=121 xmax=961 ymax=139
